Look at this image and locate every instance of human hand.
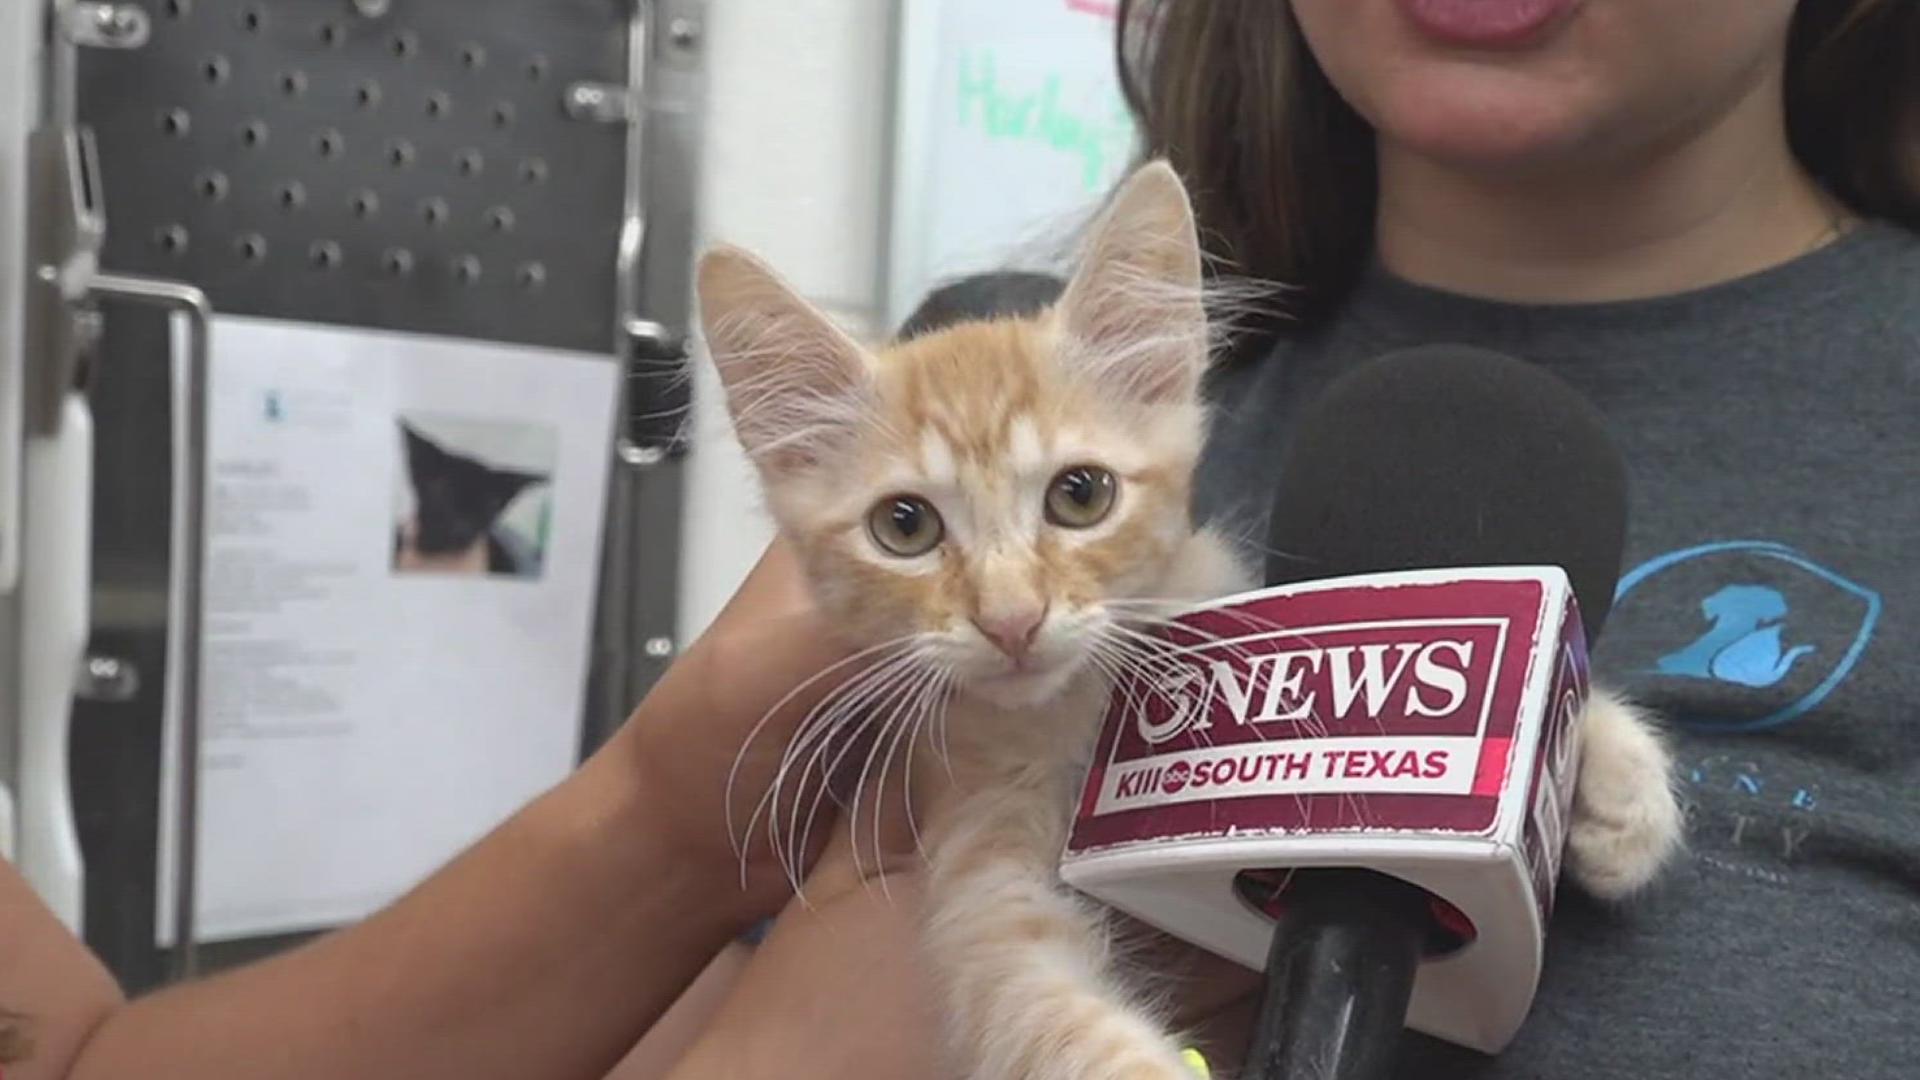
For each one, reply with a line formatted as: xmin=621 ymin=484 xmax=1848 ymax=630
xmin=651 ymin=774 xmax=1264 ymax=1080
xmin=592 ymin=539 xmax=862 ymax=926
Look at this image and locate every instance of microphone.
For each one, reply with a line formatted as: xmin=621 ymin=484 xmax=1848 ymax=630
xmin=1058 ymin=345 xmax=1628 ymax=1075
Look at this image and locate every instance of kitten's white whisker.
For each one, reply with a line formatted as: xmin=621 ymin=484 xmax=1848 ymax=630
xmin=869 ymin=666 xmax=940 ymax=895
xmin=868 ymin=665 xmax=944 ymax=900
xmin=762 ymin=646 xmax=928 ymax=895
xmin=1086 ymin=647 xmax=1183 ymax=746
xmin=759 ymin=649 xmax=916 ymax=875
xmin=1105 ymin=596 xmax=1290 ymax=653
xmin=1097 ymin=626 xmax=1284 ymax=751
xmin=844 ymin=657 xmax=938 ymax=896
xmin=1104 ymin=617 xmax=1300 ymax=748
xmin=744 ymin=679 xmax=889 ymax=892
xmin=792 ymin=670 xmax=915 ymax=897
xmin=899 ymin=703 xmax=931 ymax=865
xmin=821 ymin=648 xmax=945 ymax=881
xmin=898 ymin=667 xmax=952 ymax=864
xmin=1084 ymin=649 xmax=1143 ymax=723
xmin=783 ymin=650 xmax=928 ymax=891
xmin=1108 ymin=617 xmax=1264 ymax=668
xmin=932 ymin=670 xmax=958 ymax=780
xmin=1088 ymin=638 xmax=1201 ymax=745
xmin=1105 ymin=623 xmax=1253 ymax=689
xmin=1089 ymin=640 xmax=1175 ymax=723
xmin=726 ymin=633 xmax=926 ymax=867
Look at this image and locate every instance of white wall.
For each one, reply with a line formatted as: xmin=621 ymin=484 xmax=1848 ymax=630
xmin=0 ymin=0 xmax=44 ymax=855
xmin=677 ymin=0 xmax=897 ymax=640
xmin=0 ymin=0 xmax=38 ymax=595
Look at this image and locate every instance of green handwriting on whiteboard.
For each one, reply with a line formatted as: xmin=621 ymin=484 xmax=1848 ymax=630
xmin=955 ymin=48 xmax=1134 ymax=193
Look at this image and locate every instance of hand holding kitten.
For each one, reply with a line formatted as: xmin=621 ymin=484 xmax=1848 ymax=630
xmin=603 ymin=540 xmax=875 ymax=922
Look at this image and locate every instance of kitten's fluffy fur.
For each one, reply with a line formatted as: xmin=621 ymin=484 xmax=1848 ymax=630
xmin=698 ymin=162 xmax=1683 ymax=1079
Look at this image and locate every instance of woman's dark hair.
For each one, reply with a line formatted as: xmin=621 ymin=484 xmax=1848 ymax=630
xmin=1117 ymin=0 xmax=1920 ymax=330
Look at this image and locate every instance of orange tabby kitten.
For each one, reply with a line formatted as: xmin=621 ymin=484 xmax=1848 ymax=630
xmin=697 ymin=162 xmax=1681 ymax=1079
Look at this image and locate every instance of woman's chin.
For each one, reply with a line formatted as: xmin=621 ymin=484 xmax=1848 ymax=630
xmin=1370 ymin=69 xmax=1614 ymax=171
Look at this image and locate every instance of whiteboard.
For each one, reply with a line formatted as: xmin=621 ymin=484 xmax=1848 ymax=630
xmin=883 ymin=0 xmax=1136 ymax=330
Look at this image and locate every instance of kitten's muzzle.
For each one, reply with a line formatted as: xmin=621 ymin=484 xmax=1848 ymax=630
xmin=971 ymin=604 xmax=1048 ymax=665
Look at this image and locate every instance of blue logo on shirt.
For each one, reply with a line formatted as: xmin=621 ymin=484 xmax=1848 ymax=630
xmin=1612 ymin=541 xmax=1880 ymax=732
xmin=1655 ymin=584 xmax=1816 ymax=688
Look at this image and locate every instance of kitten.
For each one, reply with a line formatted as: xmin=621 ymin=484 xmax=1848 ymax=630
xmin=395 ymin=421 xmax=548 ymax=576
xmin=697 ymin=162 xmax=1682 ymax=1079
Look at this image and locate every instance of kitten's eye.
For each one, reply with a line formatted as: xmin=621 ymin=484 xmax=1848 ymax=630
xmin=867 ymin=495 xmax=944 ymax=557
xmin=1045 ymin=465 xmax=1118 ymax=528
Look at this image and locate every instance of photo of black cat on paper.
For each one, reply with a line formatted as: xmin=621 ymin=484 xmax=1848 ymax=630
xmin=393 ymin=415 xmax=555 ymax=580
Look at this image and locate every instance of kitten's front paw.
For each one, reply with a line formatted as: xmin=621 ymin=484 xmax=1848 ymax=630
xmin=1565 ymin=687 xmax=1684 ymax=900
xmin=1112 ymin=1051 xmax=1208 ymax=1080
xmin=1048 ymin=1024 xmax=1199 ymax=1080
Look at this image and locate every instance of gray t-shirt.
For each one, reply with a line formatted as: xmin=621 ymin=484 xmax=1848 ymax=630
xmin=1198 ymin=220 xmax=1920 ymax=1077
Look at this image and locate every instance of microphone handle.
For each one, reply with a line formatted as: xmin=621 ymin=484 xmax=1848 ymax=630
xmin=1242 ymin=869 xmax=1431 ymax=1080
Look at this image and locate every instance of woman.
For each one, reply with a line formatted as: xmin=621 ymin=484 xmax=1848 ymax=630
xmin=1127 ymin=0 xmax=1918 ymax=1075
xmin=659 ymin=0 xmax=1919 ymax=1076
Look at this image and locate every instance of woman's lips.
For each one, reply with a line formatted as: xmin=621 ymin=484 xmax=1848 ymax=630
xmin=1395 ymin=0 xmax=1579 ymax=48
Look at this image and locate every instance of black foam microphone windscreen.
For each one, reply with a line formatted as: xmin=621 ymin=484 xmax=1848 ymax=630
xmin=1263 ymin=344 xmax=1629 ymax=645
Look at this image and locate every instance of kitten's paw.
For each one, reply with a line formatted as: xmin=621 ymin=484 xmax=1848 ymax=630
xmin=1111 ymin=1050 xmax=1208 ymax=1080
xmin=1038 ymin=1022 xmax=1195 ymax=1080
xmin=1566 ymin=687 xmax=1684 ymax=900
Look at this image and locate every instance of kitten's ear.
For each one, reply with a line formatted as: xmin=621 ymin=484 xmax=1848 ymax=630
xmin=400 ymin=421 xmax=444 ymax=463
xmin=697 ymin=244 xmax=874 ymax=475
xmin=1055 ymin=160 xmax=1207 ymax=405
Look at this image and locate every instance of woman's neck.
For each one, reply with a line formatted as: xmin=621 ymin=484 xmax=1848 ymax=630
xmin=1374 ymin=65 xmax=1850 ymax=304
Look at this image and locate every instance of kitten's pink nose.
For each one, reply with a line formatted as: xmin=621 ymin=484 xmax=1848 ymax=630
xmin=973 ymin=606 xmax=1047 ymax=661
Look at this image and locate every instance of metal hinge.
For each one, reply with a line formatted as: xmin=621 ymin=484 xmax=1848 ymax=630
xmin=29 ymin=1 xmax=155 ymax=433
xmin=23 ymin=125 xmax=106 ymax=433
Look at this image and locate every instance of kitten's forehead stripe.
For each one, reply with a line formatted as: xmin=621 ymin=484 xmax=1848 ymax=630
xmin=1007 ymin=418 xmax=1045 ymax=477
xmin=919 ymin=429 xmax=959 ymax=486
xmin=885 ymin=321 xmax=1050 ymax=470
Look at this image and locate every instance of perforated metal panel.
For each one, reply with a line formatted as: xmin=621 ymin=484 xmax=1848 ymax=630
xmin=79 ymin=0 xmax=632 ymax=352
xmin=68 ymin=0 xmax=657 ymax=992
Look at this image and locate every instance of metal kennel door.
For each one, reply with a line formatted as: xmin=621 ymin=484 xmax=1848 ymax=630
xmin=67 ymin=0 xmax=700 ymax=991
